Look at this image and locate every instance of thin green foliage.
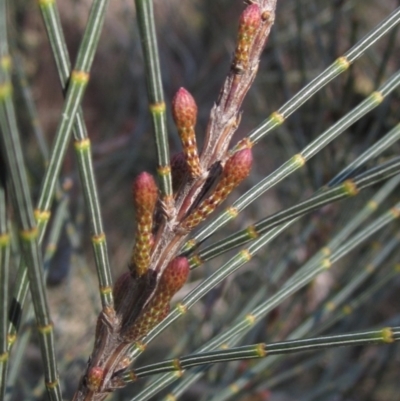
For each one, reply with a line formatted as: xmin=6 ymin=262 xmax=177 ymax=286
xmin=1 ymin=1 xmax=400 ymax=401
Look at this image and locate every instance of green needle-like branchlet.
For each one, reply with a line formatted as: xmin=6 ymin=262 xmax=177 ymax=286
xmin=0 ymin=3 xmax=9 ymax=393
xmin=135 ymin=0 xmax=173 ymax=205
xmin=0 ymin=179 xmax=9 ymax=400
xmin=3 ymin=2 xmax=400 ymax=400
xmin=120 ymin=8 xmax=400 ymax=399
xmin=36 ymin=0 xmax=114 ymax=309
xmin=183 ymin=70 xmax=400 ymax=254
xmin=327 ymin=122 xmax=400 ymax=187
xmin=74 ymin=140 xmax=113 ymax=305
xmin=7 ymin=0 xmax=114 ymax=351
xmin=8 ymin=53 xmax=79 ymax=348
xmin=208 ymin=262 xmax=400 ymax=401
xmin=284 ymin=175 xmax=400 ymax=290
xmin=246 ymin=6 xmax=400 ymax=145
xmin=13 ymin=54 xmax=50 ymax=161
xmin=156 ymin=289 xmax=271 ymax=401
xmin=126 ymin=199 xmax=400 ymax=401
xmin=123 ymin=327 xmax=399 ymax=380
xmin=188 ymin=158 xmax=400 ymax=268
xmin=0 ymin=35 xmax=62 ymax=401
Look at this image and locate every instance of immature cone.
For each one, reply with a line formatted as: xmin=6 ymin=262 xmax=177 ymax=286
xmin=234 ymin=4 xmax=262 ymax=71
xmin=132 ymin=172 xmax=158 ymax=276
xmin=182 ymin=148 xmax=253 ymax=230
xmin=122 ymin=257 xmax=190 ymax=342
xmin=172 ymin=88 xmax=202 ymax=178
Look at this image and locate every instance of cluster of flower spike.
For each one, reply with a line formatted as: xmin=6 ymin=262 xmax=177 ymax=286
xmin=115 ymin=91 xmax=253 ymax=342
xmin=81 ymin=3 xmax=269 ymax=398
xmin=113 ymin=3 xmax=257 ymax=348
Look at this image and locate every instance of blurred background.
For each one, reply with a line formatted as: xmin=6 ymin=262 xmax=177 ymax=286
xmin=6 ymin=0 xmax=400 ymax=400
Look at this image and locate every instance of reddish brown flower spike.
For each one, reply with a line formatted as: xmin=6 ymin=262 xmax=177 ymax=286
xmin=172 ymin=88 xmax=197 ymax=127
xmin=133 ymin=172 xmax=158 ymax=212
xmin=182 ymin=149 xmax=253 ymax=230
xmin=121 ymin=257 xmax=190 ymax=342
xmin=159 ymin=257 xmax=190 ymax=294
xmin=172 ymin=88 xmax=202 ymax=178
xmin=234 ymin=4 xmax=262 ymax=71
xmin=223 ymin=148 xmax=253 ymax=185
xmin=132 ymin=172 xmax=158 ymax=276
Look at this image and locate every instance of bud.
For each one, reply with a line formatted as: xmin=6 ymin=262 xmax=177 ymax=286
xmin=182 ymin=149 xmax=252 ymax=230
xmin=122 ymin=257 xmax=190 ymax=342
xmin=172 ymin=88 xmax=197 ymax=128
xmin=159 ymin=257 xmax=190 ymax=294
xmin=87 ymin=366 xmax=104 ymax=392
xmin=223 ymin=148 xmax=253 ymax=186
xmin=234 ymin=4 xmax=262 ymax=71
xmin=132 ymin=172 xmax=158 ymax=212
xmin=132 ymin=172 xmax=158 ymax=276
xmin=172 ymin=88 xmax=202 ymax=178
xmin=239 ymin=4 xmax=262 ymax=32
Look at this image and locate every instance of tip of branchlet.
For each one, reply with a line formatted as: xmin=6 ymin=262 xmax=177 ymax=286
xmin=132 ymin=172 xmax=158 ymax=211
xmin=224 ymin=148 xmax=253 ymax=183
xmin=172 ymin=89 xmax=202 ymax=178
xmin=132 ymin=172 xmax=158 ymax=276
xmin=172 ymin=87 xmax=198 ymax=128
xmin=240 ymin=4 xmax=262 ymax=31
xmin=160 ymin=257 xmax=190 ymax=293
xmin=234 ymin=4 xmax=262 ymax=72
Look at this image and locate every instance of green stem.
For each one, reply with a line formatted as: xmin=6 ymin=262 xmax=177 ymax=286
xmin=123 ymin=327 xmax=399 ymax=380
xmin=328 ymin=122 xmax=400 ymax=186
xmin=0 ymin=46 xmax=62 ymax=401
xmin=247 ymin=7 xmax=400 ymax=144
xmin=188 ymin=157 xmax=400 ymax=268
xmin=36 ymin=0 xmax=113 ymax=308
xmin=126 ymin=202 xmax=400 ymax=401
xmin=135 ymin=0 xmax=173 ymax=202
xmin=0 ymin=174 xmax=10 ymax=401
xmin=183 ymin=71 xmax=400 ymax=253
